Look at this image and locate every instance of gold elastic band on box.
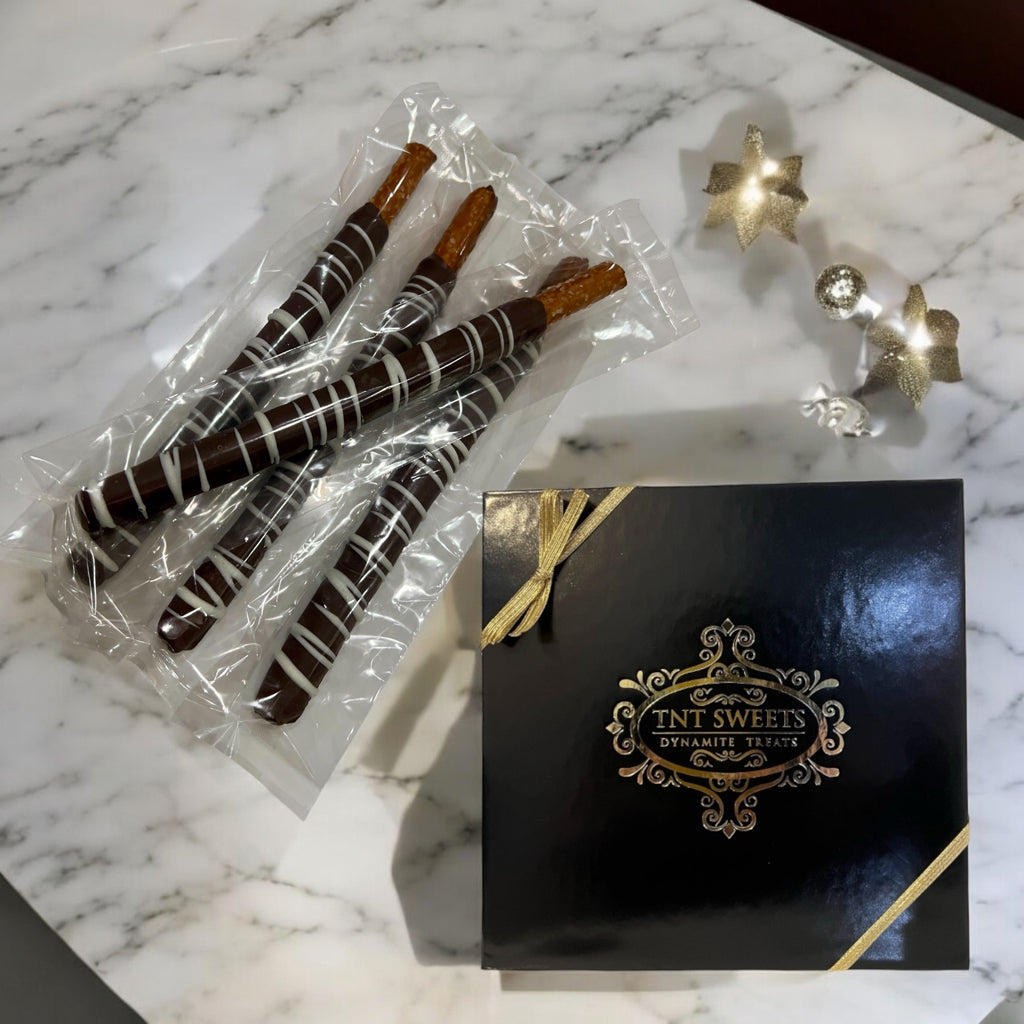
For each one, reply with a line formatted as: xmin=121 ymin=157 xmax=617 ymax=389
xmin=829 ymin=822 xmax=970 ymax=970
xmin=480 ymin=486 xmax=634 ymax=649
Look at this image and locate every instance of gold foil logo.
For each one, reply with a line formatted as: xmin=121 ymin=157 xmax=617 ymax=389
xmin=606 ymin=619 xmax=850 ymax=837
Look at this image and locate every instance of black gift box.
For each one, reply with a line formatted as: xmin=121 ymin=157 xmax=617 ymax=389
xmin=481 ymin=481 xmax=968 ymax=971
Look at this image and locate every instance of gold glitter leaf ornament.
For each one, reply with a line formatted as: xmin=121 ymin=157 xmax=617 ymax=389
xmin=864 ymin=284 xmax=962 ymax=408
xmin=703 ymin=124 xmax=808 ymax=249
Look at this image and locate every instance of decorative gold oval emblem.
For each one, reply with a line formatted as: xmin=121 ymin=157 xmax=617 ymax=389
xmin=607 ymin=619 xmax=850 ymax=838
xmin=634 ymin=677 xmax=825 ymax=780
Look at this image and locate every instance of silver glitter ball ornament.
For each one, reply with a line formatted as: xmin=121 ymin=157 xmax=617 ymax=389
xmin=815 ymin=264 xmax=868 ymax=321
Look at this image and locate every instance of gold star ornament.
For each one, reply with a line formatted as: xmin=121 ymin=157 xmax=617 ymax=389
xmin=703 ymin=124 xmax=809 ymax=249
xmin=864 ymin=284 xmax=962 ymax=408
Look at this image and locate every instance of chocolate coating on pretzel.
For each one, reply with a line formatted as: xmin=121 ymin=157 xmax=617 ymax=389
xmin=77 ymin=262 xmax=623 ymax=536
xmin=349 ymin=186 xmax=498 ymax=371
xmin=156 ymin=445 xmax=337 ymax=653
xmin=254 ymin=342 xmax=542 ymax=724
xmin=157 ymin=191 xmax=500 ymax=651
xmin=158 ymin=251 xmax=577 ymax=660
xmin=253 ymin=258 xmax=591 ymax=723
xmin=68 ymin=146 xmax=435 ymax=586
xmin=76 ymin=297 xmax=548 ymax=534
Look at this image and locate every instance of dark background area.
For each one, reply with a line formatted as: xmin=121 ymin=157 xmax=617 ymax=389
xmin=0 ymin=875 xmax=143 ymax=1023
xmin=755 ymin=0 xmax=1023 ymax=127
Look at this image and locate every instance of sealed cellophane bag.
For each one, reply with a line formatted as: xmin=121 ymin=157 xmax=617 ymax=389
xmin=2 ymin=83 xmax=698 ymax=814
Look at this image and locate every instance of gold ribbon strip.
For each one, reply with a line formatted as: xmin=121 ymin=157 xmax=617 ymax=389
xmin=829 ymin=822 xmax=970 ymax=970
xmin=480 ymin=486 xmax=634 ymax=649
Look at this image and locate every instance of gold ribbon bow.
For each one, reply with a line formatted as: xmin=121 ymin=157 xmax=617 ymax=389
xmin=480 ymin=486 xmax=634 ymax=649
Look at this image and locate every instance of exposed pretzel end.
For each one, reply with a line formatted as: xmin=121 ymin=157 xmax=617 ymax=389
xmin=371 ymin=142 xmax=437 ymax=226
xmin=434 ymin=186 xmax=498 ymax=271
xmin=535 ymin=256 xmax=589 ymax=293
xmin=535 ymin=261 xmax=627 ymax=325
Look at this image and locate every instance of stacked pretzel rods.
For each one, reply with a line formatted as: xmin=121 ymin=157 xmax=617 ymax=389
xmin=74 ymin=262 xmax=624 ymax=535
xmin=157 ymin=185 xmax=500 ymax=653
xmin=256 ymin=257 xmax=589 ymax=725
xmin=70 ymin=143 xmax=436 ymax=585
xmin=70 ymin=147 xmax=627 ymax=726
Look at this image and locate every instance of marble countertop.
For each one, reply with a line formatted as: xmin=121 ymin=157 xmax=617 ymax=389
xmin=2 ymin=0 xmax=1022 ymax=1021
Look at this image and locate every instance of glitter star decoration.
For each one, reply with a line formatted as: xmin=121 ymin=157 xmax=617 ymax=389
xmin=863 ymin=284 xmax=962 ymax=408
xmin=703 ymin=124 xmax=808 ymax=250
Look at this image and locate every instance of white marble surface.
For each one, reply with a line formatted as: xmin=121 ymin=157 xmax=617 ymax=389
xmin=1 ymin=0 xmax=1022 ymax=1021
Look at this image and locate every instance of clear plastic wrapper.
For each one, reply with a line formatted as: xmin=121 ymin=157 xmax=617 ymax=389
xmin=3 ymin=83 xmax=697 ymax=815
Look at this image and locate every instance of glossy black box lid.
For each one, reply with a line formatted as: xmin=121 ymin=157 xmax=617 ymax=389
xmin=481 ymin=481 xmax=968 ymax=971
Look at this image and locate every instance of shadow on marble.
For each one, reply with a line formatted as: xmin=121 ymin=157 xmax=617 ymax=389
xmin=500 ymin=969 xmax=737 ymax=993
xmin=678 ymin=92 xmax=808 ymax=304
xmin=983 ymin=997 xmax=1024 ymax=1024
xmin=357 ymin=650 xmax=460 ymax=778
xmin=390 ymin=655 xmax=483 ymax=966
xmin=515 ymin=404 xmax=902 ymax=488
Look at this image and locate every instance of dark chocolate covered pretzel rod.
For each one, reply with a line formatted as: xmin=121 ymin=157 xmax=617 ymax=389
xmin=76 ymin=263 xmax=626 ymax=535
xmin=156 ymin=186 xmax=500 ymax=652
xmin=253 ymin=259 xmax=588 ymax=724
xmin=69 ymin=143 xmax=436 ymax=584
xmin=350 ymin=185 xmax=499 ymax=370
xmin=257 ymin=347 xmax=538 ymax=724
